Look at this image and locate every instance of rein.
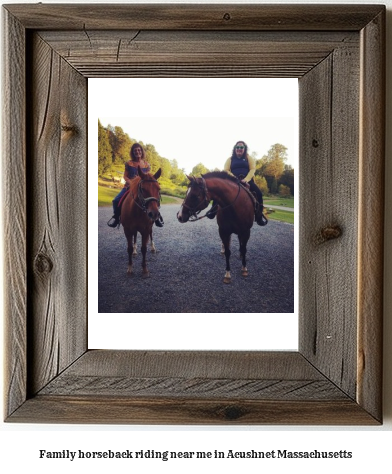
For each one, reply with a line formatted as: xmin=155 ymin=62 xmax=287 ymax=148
xmin=131 ymin=178 xmax=161 ymax=213
xmin=183 ymin=177 xmax=242 ymax=221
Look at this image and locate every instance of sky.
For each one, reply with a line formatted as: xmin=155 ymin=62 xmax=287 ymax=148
xmin=91 ymin=78 xmax=298 ymax=173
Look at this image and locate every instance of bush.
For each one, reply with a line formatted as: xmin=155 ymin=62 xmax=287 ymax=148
xmin=279 ymin=184 xmax=291 ymax=196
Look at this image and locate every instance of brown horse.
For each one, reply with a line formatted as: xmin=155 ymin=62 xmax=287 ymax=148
xmin=121 ymin=166 xmax=161 ymax=278
xmin=177 ymin=171 xmax=256 ymax=283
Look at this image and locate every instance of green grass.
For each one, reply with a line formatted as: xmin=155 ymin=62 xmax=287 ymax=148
xmin=98 ymin=185 xmax=118 ymax=207
xmin=98 ymin=184 xmax=180 ymax=206
xmin=264 ymin=196 xmax=294 ymax=208
xmin=266 ymin=209 xmax=294 ymax=225
xmin=98 ymin=184 xmax=294 ymax=224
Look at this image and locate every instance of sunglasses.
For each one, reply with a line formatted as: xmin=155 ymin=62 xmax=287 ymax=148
xmin=236 ymin=146 xmax=245 ymax=150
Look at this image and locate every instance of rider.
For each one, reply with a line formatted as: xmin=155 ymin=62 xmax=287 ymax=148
xmin=107 ymin=142 xmax=164 ymax=228
xmin=207 ymin=140 xmax=267 ymax=226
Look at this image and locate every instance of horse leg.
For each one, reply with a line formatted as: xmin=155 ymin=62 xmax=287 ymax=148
xmin=239 ymin=231 xmax=250 ymax=277
xmin=150 ymin=229 xmax=157 ymax=253
xmin=141 ymin=232 xmax=150 ymax=278
xmin=132 ymin=233 xmax=137 ymax=255
xmin=125 ymin=231 xmax=134 ymax=274
xmin=221 ymin=236 xmax=230 ymax=254
xmin=220 ymin=230 xmax=232 ymax=284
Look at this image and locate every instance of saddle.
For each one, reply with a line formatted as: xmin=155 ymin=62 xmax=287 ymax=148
xmin=238 ymin=181 xmax=268 ymax=226
xmin=118 ymin=189 xmax=130 ymax=208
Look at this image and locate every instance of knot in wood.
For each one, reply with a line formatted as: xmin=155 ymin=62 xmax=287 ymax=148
xmin=223 ymin=405 xmax=244 ymax=420
xmin=34 ymin=252 xmax=53 ymax=274
xmin=314 ymin=225 xmax=342 ymax=245
xmin=223 ymin=13 xmax=231 ymax=21
xmin=312 ymin=139 xmax=319 ymax=148
xmin=61 ymin=124 xmax=77 ymax=134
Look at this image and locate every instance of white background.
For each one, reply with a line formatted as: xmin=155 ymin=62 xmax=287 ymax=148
xmin=1 ymin=1 xmax=391 ymax=473
xmin=89 ymin=78 xmax=299 ymax=351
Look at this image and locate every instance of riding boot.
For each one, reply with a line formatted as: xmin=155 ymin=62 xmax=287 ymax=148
xmin=206 ymin=201 xmax=218 ymax=219
xmin=255 ymin=204 xmax=268 ymax=226
xmin=107 ymin=207 xmax=121 ymax=228
xmin=155 ymin=213 xmax=164 ymax=227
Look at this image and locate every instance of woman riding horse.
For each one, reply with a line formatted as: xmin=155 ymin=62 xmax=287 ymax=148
xmin=207 ymin=140 xmax=267 ymax=226
xmin=108 ymin=143 xmax=164 ymax=228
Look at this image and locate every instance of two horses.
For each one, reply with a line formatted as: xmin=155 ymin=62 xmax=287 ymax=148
xmin=119 ymin=169 xmax=257 ymax=283
xmin=177 ymin=171 xmax=256 ymax=284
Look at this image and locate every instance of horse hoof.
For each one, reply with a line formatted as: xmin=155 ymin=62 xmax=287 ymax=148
xmin=223 ymin=277 xmax=231 ymax=284
xmin=127 ymin=267 xmax=133 ymax=275
xmin=241 ymin=270 xmax=248 ymax=277
xmin=142 ymin=271 xmax=150 ymax=279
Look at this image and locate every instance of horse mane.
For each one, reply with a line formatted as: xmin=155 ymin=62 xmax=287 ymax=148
xmin=202 ymin=170 xmax=256 ymax=207
xmin=201 ymin=171 xmax=239 ymax=183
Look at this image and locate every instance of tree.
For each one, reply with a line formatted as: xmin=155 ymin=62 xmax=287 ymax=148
xmin=279 ymin=166 xmax=294 ymax=195
xmin=191 ymin=163 xmax=209 ymax=176
xmin=258 ymin=143 xmax=288 ymax=193
xmin=108 ymin=126 xmax=132 ymax=164
xmin=98 ymin=120 xmax=112 ymax=176
xmin=159 ymin=157 xmax=172 ymax=178
xmin=279 ymin=184 xmax=291 ymax=196
xmin=144 ymin=143 xmax=161 ymax=172
xmin=254 ymin=175 xmax=269 ymax=195
xmin=170 ymin=159 xmax=187 ymax=185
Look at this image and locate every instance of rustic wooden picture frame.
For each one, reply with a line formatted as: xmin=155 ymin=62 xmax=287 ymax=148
xmin=3 ymin=4 xmax=385 ymax=424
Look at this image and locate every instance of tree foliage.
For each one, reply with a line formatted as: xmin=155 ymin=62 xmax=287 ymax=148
xmin=98 ymin=121 xmax=295 ymax=196
xmin=98 ymin=120 xmax=112 ymax=176
xmin=191 ymin=162 xmax=210 ymax=176
xmin=255 ymin=143 xmax=293 ymax=195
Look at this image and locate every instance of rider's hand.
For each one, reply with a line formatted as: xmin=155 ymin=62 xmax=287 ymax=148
xmin=241 ymin=180 xmax=250 ymax=188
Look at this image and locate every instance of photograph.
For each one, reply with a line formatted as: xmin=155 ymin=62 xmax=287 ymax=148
xmin=95 ymin=79 xmax=297 ymax=317
xmin=1 ymin=2 xmax=391 ymax=474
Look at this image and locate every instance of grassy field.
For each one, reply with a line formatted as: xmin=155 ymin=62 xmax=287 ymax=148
xmin=264 ymin=196 xmax=294 ymax=208
xmin=98 ymin=184 xmax=180 ymax=207
xmin=265 ymin=209 xmax=294 ymax=225
xmin=98 ymin=172 xmax=294 ymax=224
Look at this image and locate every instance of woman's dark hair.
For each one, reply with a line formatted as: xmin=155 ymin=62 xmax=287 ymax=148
xmin=130 ymin=142 xmax=146 ymax=161
xmin=231 ymin=140 xmax=248 ymax=160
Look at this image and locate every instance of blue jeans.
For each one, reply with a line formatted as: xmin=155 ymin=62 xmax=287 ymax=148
xmin=112 ymin=187 xmax=128 ymax=214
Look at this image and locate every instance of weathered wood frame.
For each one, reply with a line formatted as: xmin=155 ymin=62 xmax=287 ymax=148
xmin=3 ymin=4 xmax=385 ymax=424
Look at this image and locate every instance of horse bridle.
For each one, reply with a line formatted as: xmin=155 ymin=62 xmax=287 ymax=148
xmin=182 ymin=177 xmax=242 ymax=221
xmin=132 ymin=178 xmax=161 ymax=213
xmin=180 ymin=177 xmax=210 ymax=221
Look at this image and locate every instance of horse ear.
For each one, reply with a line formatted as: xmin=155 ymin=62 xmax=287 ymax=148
xmin=186 ymin=175 xmax=195 ymax=183
xmin=154 ymin=168 xmax=161 ymax=180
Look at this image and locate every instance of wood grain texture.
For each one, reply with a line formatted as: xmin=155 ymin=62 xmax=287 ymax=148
xmin=8 ymin=351 xmax=379 ymax=424
xmin=4 ymin=4 xmax=384 ymax=31
xmin=2 ymin=9 xmax=27 ymax=419
xmin=9 ymin=395 xmax=378 ymax=425
xmin=2 ymin=4 xmax=385 ymax=425
xmin=37 ymin=351 xmax=347 ymax=400
xmin=298 ymin=40 xmax=360 ymax=399
xmin=357 ymin=9 xmax=385 ymax=422
xmin=38 ymin=30 xmax=358 ymax=78
xmin=27 ymin=33 xmax=87 ymax=396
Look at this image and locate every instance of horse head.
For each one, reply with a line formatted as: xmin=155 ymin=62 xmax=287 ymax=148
xmin=177 ymin=175 xmax=210 ymax=223
xmin=136 ymin=166 xmax=162 ymax=221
